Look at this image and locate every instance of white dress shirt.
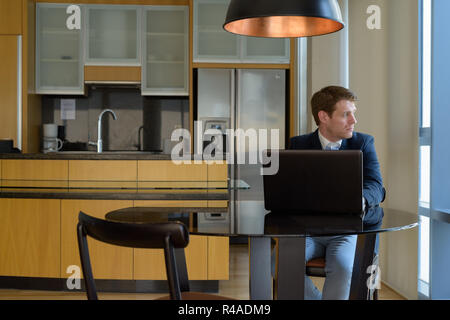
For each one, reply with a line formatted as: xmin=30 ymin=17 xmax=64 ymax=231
xmin=318 ymin=130 xmax=342 ymax=150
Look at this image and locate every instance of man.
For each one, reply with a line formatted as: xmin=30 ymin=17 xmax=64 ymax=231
xmin=289 ymin=86 xmax=385 ymax=300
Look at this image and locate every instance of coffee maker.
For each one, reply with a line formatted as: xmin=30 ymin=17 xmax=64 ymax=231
xmin=42 ymin=124 xmax=63 ymax=153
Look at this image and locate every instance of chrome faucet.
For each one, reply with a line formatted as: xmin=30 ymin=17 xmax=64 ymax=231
xmin=90 ymin=109 xmax=117 ymax=153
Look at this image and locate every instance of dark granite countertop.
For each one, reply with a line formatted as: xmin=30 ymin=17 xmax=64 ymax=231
xmin=0 ymin=190 xmax=228 ymax=201
xmin=0 ymin=152 xmax=173 ymax=160
xmin=0 ymin=180 xmax=247 ymax=201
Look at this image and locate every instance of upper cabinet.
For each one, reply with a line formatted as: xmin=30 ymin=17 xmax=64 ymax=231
xmin=0 ymin=0 xmax=22 ymax=35
xmin=36 ymin=3 xmax=84 ymax=94
xmin=142 ymin=6 xmax=189 ymax=96
xmin=194 ymin=0 xmax=239 ymax=61
xmin=193 ymin=0 xmax=290 ymax=63
xmin=34 ymin=1 xmax=289 ymax=96
xmin=85 ymin=5 xmax=141 ymax=66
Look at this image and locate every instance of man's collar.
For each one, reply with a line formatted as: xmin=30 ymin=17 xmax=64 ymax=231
xmin=318 ymin=129 xmax=342 ymax=150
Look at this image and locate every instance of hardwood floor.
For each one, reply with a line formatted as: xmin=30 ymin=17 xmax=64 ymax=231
xmin=0 ymin=244 xmax=405 ymax=300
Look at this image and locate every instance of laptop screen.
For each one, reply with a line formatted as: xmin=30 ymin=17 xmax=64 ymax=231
xmin=263 ymin=150 xmax=363 ymax=215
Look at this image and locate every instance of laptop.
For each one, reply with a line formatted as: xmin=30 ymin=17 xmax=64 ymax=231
xmin=263 ymin=150 xmax=364 ymax=216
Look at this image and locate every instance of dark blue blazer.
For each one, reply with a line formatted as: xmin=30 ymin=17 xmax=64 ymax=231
xmin=289 ymin=130 xmax=386 ymax=225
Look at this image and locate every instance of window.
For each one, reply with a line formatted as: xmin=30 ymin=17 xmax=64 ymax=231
xmin=418 ymin=0 xmax=431 ymax=298
xmin=420 ymin=0 xmax=450 ymax=300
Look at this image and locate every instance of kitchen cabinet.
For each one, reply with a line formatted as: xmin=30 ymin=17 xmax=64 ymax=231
xmin=142 ymin=5 xmax=189 ymax=96
xmin=0 ymin=198 xmax=61 ymax=278
xmin=0 ymin=36 xmax=20 ymax=146
xmin=133 ymin=199 xmax=228 ymax=281
xmin=68 ymin=160 xmax=137 ymax=181
xmin=193 ymin=0 xmax=238 ymax=61
xmin=0 ymin=158 xmax=230 ymax=284
xmin=36 ymin=3 xmax=84 ymax=94
xmin=1 ymin=159 xmax=68 ymax=181
xmin=193 ymin=0 xmax=290 ymax=63
xmin=242 ymin=36 xmax=290 ymax=63
xmin=61 ymin=199 xmax=135 ymax=280
xmin=137 ymin=160 xmax=207 ymax=181
xmin=85 ymin=5 xmax=141 ymax=66
xmin=0 ymin=0 xmax=22 ymax=35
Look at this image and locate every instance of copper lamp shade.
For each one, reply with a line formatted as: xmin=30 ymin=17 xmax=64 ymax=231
xmin=223 ymin=0 xmax=345 ymax=38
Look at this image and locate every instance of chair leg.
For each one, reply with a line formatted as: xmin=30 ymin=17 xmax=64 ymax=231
xmin=76 ymin=223 xmax=98 ymax=300
xmin=163 ymin=236 xmax=182 ymax=300
xmin=174 ymin=248 xmax=190 ymax=292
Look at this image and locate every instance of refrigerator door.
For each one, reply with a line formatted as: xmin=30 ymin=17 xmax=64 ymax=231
xmin=197 ymin=69 xmax=232 ymax=119
xmin=197 ymin=69 xmax=233 ymax=155
xmin=235 ymin=69 xmax=286 ymax=232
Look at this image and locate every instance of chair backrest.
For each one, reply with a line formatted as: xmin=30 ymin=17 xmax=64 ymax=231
xmin=78 ymin=211 xmax=189 ymax=249
xmin=77 ymin=211 xmax=190 ymax=300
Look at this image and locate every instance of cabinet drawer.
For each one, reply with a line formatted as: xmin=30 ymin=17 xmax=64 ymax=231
xmin=1 ymin=159 xmax=68 ymax=180
xmin=68 ymin=160 xmax=137 ymax=181
xmin=138 ymin=160 xmax=207 ymax=181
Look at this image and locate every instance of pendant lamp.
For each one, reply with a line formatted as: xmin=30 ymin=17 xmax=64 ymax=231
xmin=223 ymin=0 xmax=344 ymax=38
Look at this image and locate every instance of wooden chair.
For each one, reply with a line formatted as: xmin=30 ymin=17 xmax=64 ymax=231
xmin=305 ymin=257 xmax=327 ymax=277
xmin=305 ymin=255 xmax=379 ymax=300
xmin=77 ymin=211 xmax=232 ymax=300
xmin=305 ymin=189 xmax=386 ymax=300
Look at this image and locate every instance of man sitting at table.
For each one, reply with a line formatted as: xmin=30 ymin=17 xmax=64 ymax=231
xmin=289 ymin=85 xmax=385 ymax=300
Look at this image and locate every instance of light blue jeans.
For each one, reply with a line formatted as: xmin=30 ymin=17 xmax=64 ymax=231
xmin=305 ymin=235 xmax=357 ymax=300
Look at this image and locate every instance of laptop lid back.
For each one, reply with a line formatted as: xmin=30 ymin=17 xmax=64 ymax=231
xmin=263 ymin=150 xmax=363 ymax=214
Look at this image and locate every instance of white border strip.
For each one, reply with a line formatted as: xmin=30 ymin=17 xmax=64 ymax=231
xmin=17 ymin=36 xmax=22 ymax=151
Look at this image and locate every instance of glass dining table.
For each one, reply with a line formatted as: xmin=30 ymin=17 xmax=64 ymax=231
xmin=106 ymin=205 xmax=419 ymax=300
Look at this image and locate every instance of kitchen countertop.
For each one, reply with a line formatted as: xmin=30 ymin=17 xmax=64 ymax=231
xmin=0 ymin=152 xmax=174 ymax=160
xmin=0 ymin=153 xmax=238 ymax=200
xmin=0 ymin=180 xmax=247 ymax=201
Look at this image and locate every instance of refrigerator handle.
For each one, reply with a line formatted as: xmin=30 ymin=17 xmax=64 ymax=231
xmin=230 ymin=69 xmax=237 ymax=232
xmin=234 ymin=69 xmax=241 ymax=184
xmin=230 ymin=69 xmax=236 ymax=132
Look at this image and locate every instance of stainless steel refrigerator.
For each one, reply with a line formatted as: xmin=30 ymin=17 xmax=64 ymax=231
xmin=196 ymin=68 xmax=286 ymax=234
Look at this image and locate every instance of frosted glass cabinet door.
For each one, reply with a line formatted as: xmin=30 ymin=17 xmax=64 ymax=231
xmin=194 ymin=0 xmax=239 ymax=62
xmin=36 ymin=3 xmax=84 ymax=94
xmin=243 ymin=37 xmax=290 ymax=63
xmin=85 ymin=5 xmax=141 ymax=65
xmin=194 ymin=0 xmax=289 ymax=63
xmin=142 ymin=6 xmax=188 ymax=95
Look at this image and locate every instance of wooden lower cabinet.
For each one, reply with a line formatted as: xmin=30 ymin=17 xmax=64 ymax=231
xmin=61 ymin=199 xmax=134 ymax=280
xmin=133 ymin=200 xmax=229 ymax=281
xmin=0 ymin=198 xmax=61 ymax=278
xmin=208 ymin=236 xmax=229 ymax=280
xmin=134 ymin=235 xmax=208 ymax=280
xmin=61 ymin=199 xmax=229 ymax=281
xmin=0 ymin=197 xmax=229 ymax=282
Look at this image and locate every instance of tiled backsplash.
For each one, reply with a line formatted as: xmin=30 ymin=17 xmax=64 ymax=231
xmin=41 ymin=85 xmax=189 ymax=152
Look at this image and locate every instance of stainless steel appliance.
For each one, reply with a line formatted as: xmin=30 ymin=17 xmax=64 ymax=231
xmin=196 ymin=68 xmax=286 ymax=233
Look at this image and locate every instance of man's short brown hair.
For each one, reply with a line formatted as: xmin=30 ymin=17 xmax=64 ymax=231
xmin=311 ymin=86 xmax=357 ymax=126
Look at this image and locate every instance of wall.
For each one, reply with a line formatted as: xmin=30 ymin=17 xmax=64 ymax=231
xmin=308 ymin=0 xmax=349 ymax=132
xmin=42 ymin=86 xmax=189 ymax=152
xmin=349 ymin=0 xmax=419 ymax=300
xmin=307 ymin=0 xmax=419 ymax=299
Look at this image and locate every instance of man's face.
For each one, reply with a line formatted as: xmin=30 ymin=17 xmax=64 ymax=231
xmin=320 ymin=100 xmax=357 ymax=141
